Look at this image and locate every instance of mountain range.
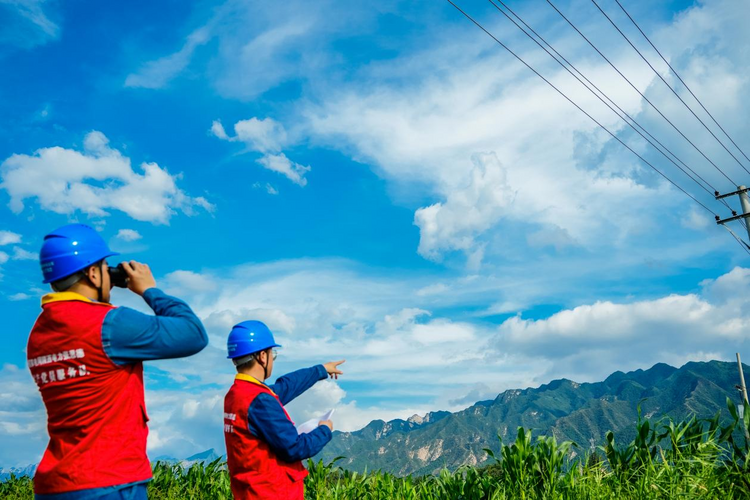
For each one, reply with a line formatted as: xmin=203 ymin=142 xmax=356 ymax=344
xmin=3 ymin=360 xmax=745 ymax=480
xmin=314 ymin=360 xmax=748 ymax=475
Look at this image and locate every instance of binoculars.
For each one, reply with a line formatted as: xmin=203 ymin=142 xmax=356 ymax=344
xmin=108 ymin=263 xmax=129 ymax=288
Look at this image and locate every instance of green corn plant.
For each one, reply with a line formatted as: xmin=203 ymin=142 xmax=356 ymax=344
xmin=6 ymin=411 xmax=750 ymax=499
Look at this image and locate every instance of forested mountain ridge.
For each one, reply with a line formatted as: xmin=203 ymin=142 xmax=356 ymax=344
xmin=316 ymin=360 xmax=747 ymax=475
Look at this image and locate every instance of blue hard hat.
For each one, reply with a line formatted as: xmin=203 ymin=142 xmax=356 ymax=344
xmin=40 ymin=224 xmax=119 ymax=283
xmin=227 ymin=320 xmax=282 ymax=359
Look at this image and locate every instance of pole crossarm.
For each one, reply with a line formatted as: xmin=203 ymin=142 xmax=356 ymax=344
xmin=716 ymin=187 xmax=750 ymax=200
xmin=715 ymin=212 xmax=750 ymax=225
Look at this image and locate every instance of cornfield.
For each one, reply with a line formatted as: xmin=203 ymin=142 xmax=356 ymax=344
xmin=2 ymin=398 xmax=749 ymax=499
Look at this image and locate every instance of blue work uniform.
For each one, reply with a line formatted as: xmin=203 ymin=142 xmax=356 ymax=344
xmin=247 ymin=365 xmax=332 ymax=462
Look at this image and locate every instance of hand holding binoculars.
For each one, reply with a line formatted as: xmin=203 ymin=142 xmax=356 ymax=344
xmin=108 ymin=263 xmax=129 ymax=288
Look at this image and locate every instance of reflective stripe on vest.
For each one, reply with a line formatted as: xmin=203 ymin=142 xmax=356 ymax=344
xmin=27 ymin=293 xmax=152 ymax=494
xmin=224 ymin=375 xmax=307 ymax=500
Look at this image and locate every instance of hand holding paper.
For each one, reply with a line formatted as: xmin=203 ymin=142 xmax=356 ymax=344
xmin=296 ymin=408 xmax=335 ymax=434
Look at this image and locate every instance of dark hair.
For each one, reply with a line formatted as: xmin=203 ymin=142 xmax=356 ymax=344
xmin=235 ymin=348 xmax=273 ymax=372
xmin=235 ymin=357 xmax=258 ymax=372
xmin=51 ymin=261 xmax=106 ymax=291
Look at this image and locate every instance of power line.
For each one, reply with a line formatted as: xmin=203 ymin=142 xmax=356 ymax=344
xmin=613 ymin=0 xmax=750 ymax=168
xmin=444 ymin=0 xmax=718 ymax=217
xmin=486 ymin=0 xmax=725 ymax=206
xmin=488 ymin=0 xmax=746 ymax=230
xmin=546 ymin=0 xmax=738 ymax=187
xmin=722 ymin=224 xmax=750 ymax=257
xmin=590 ymin=0 xmax=750 ymax=177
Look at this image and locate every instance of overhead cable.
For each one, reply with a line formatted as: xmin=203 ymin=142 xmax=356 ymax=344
xmin=444 ymin=0 xmax=718 ymax=217
xmin=613 ymin=0 xmax=750 ymax=168
xmin=546 ymin=0 xmax=738 ymax=187
xmin=590 ymin=0 xmax=750 ymax=177
xmin=488 ymin=0 xmax=745 ymax=230
xmin=486 ymin=0 xmax=725 ymax=206
xmin=722 ymin=224 xmax=750 ymax=257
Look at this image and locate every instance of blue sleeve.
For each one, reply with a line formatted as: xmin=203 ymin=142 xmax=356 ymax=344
xmin=247 ymin=392 xmax=332 ymax=462
xmin=101 ymin=288 xmax=208 ymax=365
xmin=269 ymin=365 xmax=328 ymax=405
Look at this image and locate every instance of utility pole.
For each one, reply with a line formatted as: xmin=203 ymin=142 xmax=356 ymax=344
xmin=715 ymin=186 xmax=750 ymax=244
xmin=736 ymin=353 xmax=750 ymax=442
xmin=738 ymin=353 xmax=749 ymax=406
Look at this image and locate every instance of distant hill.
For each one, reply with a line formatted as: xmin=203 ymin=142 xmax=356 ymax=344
xmin=315 ymin=360 xmax=747 ymax=476
xmin=0 ymin=463 xmax=36 ymax=481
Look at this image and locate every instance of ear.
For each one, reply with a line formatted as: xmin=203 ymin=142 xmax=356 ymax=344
xmin=85 ymin=265 xmax=101 ymax=287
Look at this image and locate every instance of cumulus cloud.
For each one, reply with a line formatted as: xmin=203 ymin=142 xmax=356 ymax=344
xmin=116 ymin=229 xmax=143 ymax=241
xmin=162 ymin=270 xmax=217 ymax=293
xmin=414 ymin=152 xmax=515 ymax=263
xmin=300 ymin=0 xmax=750 ymax=268
xmin=7 ymin=260 xmax=748 ymax=464
xmin=212 ymin=118 xmax=311 ymax=186
xmin=11 ymin=247 xmax=36 ymax=260
xmin=494 ymin=266 xmax=750 ymax=381
xmin=0 ymin=131 xmax=214 ymax=224
xmin=0 ymin=364 xmax=46 ymax=466
xmin=0 ymin=231 xmax=21 ymax=246
xmin=138 ymin=260 xmax=750 ymax=447
xmin=256 ymin=154 xmax=310 ymax=187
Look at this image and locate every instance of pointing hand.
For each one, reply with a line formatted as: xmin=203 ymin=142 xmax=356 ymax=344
xmin=323 ymin=360 xmax=345 ymax=380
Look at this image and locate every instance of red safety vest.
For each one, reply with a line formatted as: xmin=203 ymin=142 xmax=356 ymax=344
xmin=26 ymin=292 xmax=152 ymax=494
xmin=224 ymin=374 xmax=308 ymax=500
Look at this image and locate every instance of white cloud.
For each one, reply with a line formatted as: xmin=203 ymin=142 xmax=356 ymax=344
xmin=11 ymin=247 xmax=36 ymax=260
xmin=526 ymin=226 xmax=578 ymax=251
xmin=212 ymin=118 xmax=311 ymax=186
xmin=0 ymin=131 xmax=214 ymax=224
xmin=156 ymin=262 xmax=750 ymax=435
xmin=0 ymin=364 xmax=46 ymax=467
xmin=162 ymin=270 xmax=217 ymax=293
xmin=231 ymin=118 xmax=287 ymax=154
xmin=0 ymin=252 xmax=8 ymax=265
xmin=7 ymin=260 xmax=748 ymax=464
xmin=125 ymin=0 xmax=376 ymax=99
xmin=414 ymin=152 xmax=515 ymax=262
xmin=116 ymin=229 xmax=143 ymax=241
xmin=8 ymin=293 xmax=30 ymax=301
xmin=0 ymin=0 xmax=59 ymax=49
xmin=493 ymin=266 xmax=750 ymax=381
xmin=0 ymin=231 xmax=21 ymax=246
xmin=125 ymin=26 xmax=212 ymax=89
xmin=256 ymin=154 xmax=310 ymax=187
xmin=299 ymin=0 xmax=750 ymax=267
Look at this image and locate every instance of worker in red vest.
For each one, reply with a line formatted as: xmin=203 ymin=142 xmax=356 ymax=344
xmin=224 ymin=320 xmax=344 ymax=499
xmin=27 ymin=223 xmax=208 ymax=499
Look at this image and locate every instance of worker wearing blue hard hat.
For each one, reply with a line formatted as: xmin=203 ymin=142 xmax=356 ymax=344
xmin=27 ymin=223 xmax=209 ymax=500
xmin=223 ymin=320 xmax=344 ymax=499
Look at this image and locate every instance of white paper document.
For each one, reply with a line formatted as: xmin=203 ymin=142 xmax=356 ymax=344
xmin=296 ymin=408 xmax=335 ymax=434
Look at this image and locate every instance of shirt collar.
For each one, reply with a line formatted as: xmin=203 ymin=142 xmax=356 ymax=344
xmin=41 ymin=291 xmax=112 ymax=307
xmin=235 ymin=373 xmax=277 ymax=396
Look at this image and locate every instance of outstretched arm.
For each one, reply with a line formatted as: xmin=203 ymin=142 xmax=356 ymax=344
xmin=270 ymin=365 xmax=327 ymax=405
xmin=270 ymin=360 xmax=346 ymax=405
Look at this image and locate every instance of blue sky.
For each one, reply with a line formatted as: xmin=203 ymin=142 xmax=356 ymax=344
xmin=1 ymin=0 xmax=749 ymax=467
